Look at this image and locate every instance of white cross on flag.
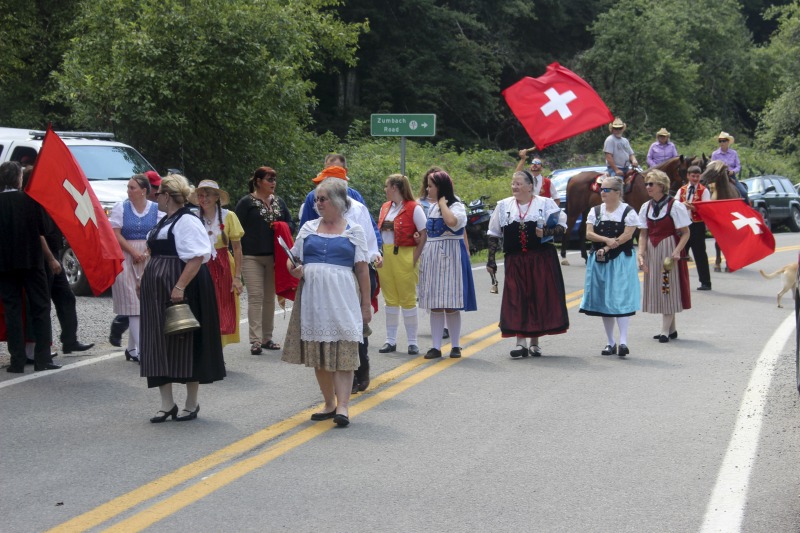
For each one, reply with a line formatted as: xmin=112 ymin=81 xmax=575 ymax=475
xmin=25 ymin=126 xmax=123 ymax=295
xmin=502 ymin=63 xmax=614 ymax=150
xmin=693 ymin=199 xmax=775 ymax=271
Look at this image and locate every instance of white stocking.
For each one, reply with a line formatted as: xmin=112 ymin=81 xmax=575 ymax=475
xmin=430 ymin=311 xmax=445 ymax=350
xmin=384 ymin=306 xmax=400 ymax=345
xmin=602 ymin=317 xmax=616 ymax=345
xmin=402 ymin=307 xmax=419 ymax=346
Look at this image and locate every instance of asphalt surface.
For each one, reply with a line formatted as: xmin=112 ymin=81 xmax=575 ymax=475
xmin=1 ymin=233 xmax=799 ymax=532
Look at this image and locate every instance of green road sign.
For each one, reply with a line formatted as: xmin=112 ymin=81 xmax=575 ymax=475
xmin=370 ymin=114 xmax=436 ymax=137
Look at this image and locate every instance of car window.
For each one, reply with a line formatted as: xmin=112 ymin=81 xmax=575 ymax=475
xmin=69 ymin=146 xmax=153 ymax=180
xmin=745 ymin=178 xmax=763 ymax=194
xmin=777 ymin=178 xmax=794 ymax=193
xmin=763 ymin=177 xmax=777 ymax=192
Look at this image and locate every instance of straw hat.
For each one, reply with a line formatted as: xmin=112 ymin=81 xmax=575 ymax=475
xmin=656 ymin=128 xmax=670 ymax=137
xmin=609 ymin=118 xmax=626 ymax=132
xmin=193 ymin=179 xmax=230 ymax=206
xmin=717 ymin=131 xmax=735 ymax=144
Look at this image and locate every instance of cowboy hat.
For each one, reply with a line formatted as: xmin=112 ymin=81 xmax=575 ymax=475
xmin=192 ymin=179 xmax=230 ymax=206
xmin=656 ymin=128 xmax=670 ymax=137
xmin=717 ymin=131 xmax=735 ymax=144
xmin=609 ymin=118 xmax=626 ymax=132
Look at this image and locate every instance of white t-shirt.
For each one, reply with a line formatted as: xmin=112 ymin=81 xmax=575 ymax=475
xmin=344 ymin=200 xmax=380 ymax=261
xmin=380 ymin=202 xmax=427 ymax=245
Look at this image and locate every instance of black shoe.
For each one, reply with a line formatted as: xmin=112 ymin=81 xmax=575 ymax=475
xmin=378 ymin=343 xmax=396 ymax=353
xmin=529 ymin=345 xmax=542 ymax=357
xmin=510 ymin=345 xmax=528 ymax=358
xmin=601 ymin=344 xmax=617 ymax=356
xmin=351 ymin=376 xmax=360 ymax=394
xmin=424 ymin=348 xmax=442 ymax=360
xmin=407 ymin=345 xmax=419 ymax=355
xmin=697 ymin=283 xmax=711 ymax=291
xmin=357 ymin=369 xmax=370 ymax=392
xmin=109 ymin=316 xmax=129 ymax=347
xmin=618 ymin=344 xmax=630 ymax=357
xmin=176 ymin=405 xmax=200 ymax=421
xmin=653 ymin=331 xmax=678 ymax=340
xmin=658 ymin=335 xmax=669 ymax=343
xmin=442 ymin=328 xmax=450 ymax=339
xmin=310 ymin=409 xmax=337 ymax=421
xmin=25 ymin=357 xmax=35 ymax=366
xmin=449 ymin=347 xmax=462 ymax=358
xmin=150 ymin=404 xmax=178 ymax=423
xmin=6 ymin=365 xmax=24 ymax=373
xmin=333 ymin=413 xmax=350 ymax=427
xmin=62 ymin=341 xmax=94 ymax=354
xmin=34 ymin=362 xmax=61 ymax=371
xmin=124 ymin=349 xmax=140 ymax=363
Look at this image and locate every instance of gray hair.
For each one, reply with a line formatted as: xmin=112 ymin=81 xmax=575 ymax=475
xmin=316 ymin=177 xmax=351 ymax=214
xmin=602 ymin=175 xmax=624 ymax=191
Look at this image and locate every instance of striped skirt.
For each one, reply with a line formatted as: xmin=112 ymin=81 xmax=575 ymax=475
xmin=418 ymin=236 xmax=477 ymax=311
xmin=139 ymin=256 xmax=226 ymax=387
xmin=641 ymin=238 xmax=691 ymax=314
xmin=112 ymin=240 xmax=148 ymax=315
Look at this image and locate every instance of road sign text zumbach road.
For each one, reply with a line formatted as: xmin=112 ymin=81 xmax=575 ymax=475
xmin=370 ymin=114 xmax=436 ymax=137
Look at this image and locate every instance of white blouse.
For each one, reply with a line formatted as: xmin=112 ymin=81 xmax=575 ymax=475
xmin=381 ymin=202 xmax=427 ymax=245
xmin=586 ymin=202 xmax=640 ymax=226
xmin=487 ymin=196 xmax=566 ymax=238
xmin=151 ymin=212 xmax=212 ymax=263
xmin=426 ymin=202 xmax=467 ymax=232
xmin=109 ymin=200 xmax=163 ymax=229
xmin=637 ymin=199 xmax=691 ymax=229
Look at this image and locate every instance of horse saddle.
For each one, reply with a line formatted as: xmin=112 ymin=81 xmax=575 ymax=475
xmin=589 ymin=170 xmax=637 ymax=195
xmin=589 ymin=173 xmax=608 ymax=194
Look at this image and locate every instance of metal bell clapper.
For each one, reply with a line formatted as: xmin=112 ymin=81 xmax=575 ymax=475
xmin=163 ymin=302 xmax=200 ymax=335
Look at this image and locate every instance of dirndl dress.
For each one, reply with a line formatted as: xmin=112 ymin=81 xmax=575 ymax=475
xmin=580 ymin=205 xmax=640 ymax=317
xmin=282 ymin=221 xmax=368 ymax=372
xmin=498 ymin=220 xmax=568 ymax=337
xmin=418 ymin=215 xmax=477 ymax=311
xmin=202 ymin=209 xmax=244 ymax=347
xmin=139 ymin=208 xmax=226 ymax=387
xmin=111 ymin=200 xmax=160 ymax=315
xmin=640 ymin=199 xmax=691 ymax=314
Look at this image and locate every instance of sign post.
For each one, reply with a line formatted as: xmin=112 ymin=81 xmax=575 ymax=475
xmin=370 ymin=114 xmax=436 ymax=175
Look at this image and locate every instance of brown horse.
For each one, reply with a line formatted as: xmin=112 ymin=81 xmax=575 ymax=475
xmin=560 ymin=156 xmax=707 ymax=265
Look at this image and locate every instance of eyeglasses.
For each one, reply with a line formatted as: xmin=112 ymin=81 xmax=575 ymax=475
xmin=718 ymin=139 xmax=728 ymax=143
xmin=645 ymin=182 xmax=656 ymax=187
xmin=600 ymin=187 xmax=619 ymax=193
xmin=314 ymin=196 xmax=328 ymax=203
xmin=155 ymin=191 xmax=168 ymax=197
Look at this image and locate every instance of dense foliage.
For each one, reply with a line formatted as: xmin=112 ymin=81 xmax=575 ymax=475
xmin=0 ymin=0 xmax=798 ymax=195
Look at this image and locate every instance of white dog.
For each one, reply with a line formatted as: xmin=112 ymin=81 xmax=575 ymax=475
xmin=759 ymin=263 xmax=799 ymax=308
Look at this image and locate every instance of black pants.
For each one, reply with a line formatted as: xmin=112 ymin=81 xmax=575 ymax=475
xmin=48 ymin=267 xmax=78 ymax=345
xmin=357 ymin=265 xmax=379 ymax=371
xmin=0 ymin=268 xmax=53 ymax=368
xmin=688 ymin=222 xmax=711 ymax=286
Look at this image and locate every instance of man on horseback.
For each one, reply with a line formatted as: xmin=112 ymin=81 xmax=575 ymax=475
xmin=604 ymin=118 xmax=639 ymax=177
xmin=515 ymin=148 xmax=559 ymax=205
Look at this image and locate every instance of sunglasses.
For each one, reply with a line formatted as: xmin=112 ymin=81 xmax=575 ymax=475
xmin=645 ymin=182 xmax=656 ymax=187
xmin=718 ymin=139 xmax=728 ymax=143
xmin=600 ymin=187 xmax=619 ymax=193
xmin=314 ymin=196 xmax=328 ymax=203
xmin=531 ymin=159 xmax=542 ymax=165
xmin=155 ymin=190 xmax=168 ymax=197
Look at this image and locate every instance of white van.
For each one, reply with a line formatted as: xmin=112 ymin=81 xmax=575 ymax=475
xmin=0 ymin=128 xmax=157 ymax=295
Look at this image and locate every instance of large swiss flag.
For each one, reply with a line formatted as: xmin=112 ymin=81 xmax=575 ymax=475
xmin=502 ymin=63 xmax=614 ymax=150
xmin=693 ymin=199 xmax=775 ymax=271
xmin=25 ymin=126 xmax=123 ymax=295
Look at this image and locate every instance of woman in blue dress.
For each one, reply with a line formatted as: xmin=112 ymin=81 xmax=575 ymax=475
xmin=579 ymin=176 xmax=641 ymax=357
xmin=417 ymin=170 xmax=477 ymax=359
xmin=282 ymin=178 xmax=372 ymax=428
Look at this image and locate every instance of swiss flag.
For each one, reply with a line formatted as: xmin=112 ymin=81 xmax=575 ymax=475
xmin=693 ymin=199 xmax=775 ymax=271
xmin=502 ymin=63 xmax=614 ymax=150
xmin=25 ymin=127 xmax=123 ymax=295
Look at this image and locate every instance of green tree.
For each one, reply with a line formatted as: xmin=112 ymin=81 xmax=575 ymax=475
xmin=51 ymin=0 xmax=365 ymax=203
xmin=578 ymin=0 xmax=759 ymax=141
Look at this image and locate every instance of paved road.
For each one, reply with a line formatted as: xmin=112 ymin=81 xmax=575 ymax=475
xmin=1 ymin=235 xmax=799 ymax=532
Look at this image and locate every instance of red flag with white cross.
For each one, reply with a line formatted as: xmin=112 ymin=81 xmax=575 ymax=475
xmin=693 ymin=199 xmax=775 ymax=271
xmin=502 ymin=62 xmax=614 ymax=150
xmin=25 ymin=126 xmax=123 ymax=295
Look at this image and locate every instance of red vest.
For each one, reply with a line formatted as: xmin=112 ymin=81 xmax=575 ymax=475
xmin=678 ymin=183 xmax=707 ymax=223
xmin=378 ymin=200 xmax=418 ymax=247
xmin=537 ymin=176 xmax=552 ymax=198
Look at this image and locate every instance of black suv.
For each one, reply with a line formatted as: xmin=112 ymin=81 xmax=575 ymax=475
xmin=742 ymin=175 xmax=800 ymax=232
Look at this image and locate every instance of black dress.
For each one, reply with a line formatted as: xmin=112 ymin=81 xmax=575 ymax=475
xmin=139 ymin=208 xmax=226 ymax=387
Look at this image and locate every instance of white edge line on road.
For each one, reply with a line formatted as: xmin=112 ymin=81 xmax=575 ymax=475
xmin=0 ymin=352 xmax=123 ymax=390
xmin=699 ymin=312 xmax=796 ymax=533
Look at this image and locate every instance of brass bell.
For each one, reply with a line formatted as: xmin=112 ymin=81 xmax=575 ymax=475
xmin=663 ymin=257 xmax=675 ymax=272
xmin=163 ymin=302 xmax=200 ymax=336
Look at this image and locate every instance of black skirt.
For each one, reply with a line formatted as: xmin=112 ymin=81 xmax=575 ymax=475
xmin=140 ymin=256 xmax=226 ymax=387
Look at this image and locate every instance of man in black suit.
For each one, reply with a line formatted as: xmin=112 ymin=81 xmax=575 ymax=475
xmin=0 ymin=162 xmax=59 ymax=372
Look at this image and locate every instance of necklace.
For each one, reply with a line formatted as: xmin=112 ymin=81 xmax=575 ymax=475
xmin=516 ymin=197 xmax=533 ymax=220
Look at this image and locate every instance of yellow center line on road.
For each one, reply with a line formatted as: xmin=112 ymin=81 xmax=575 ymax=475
xmin=49 ymin=245 xmax=800 ymax=531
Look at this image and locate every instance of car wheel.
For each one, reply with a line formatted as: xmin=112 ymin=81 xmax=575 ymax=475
xmin=758 ymin=206 xmax=771 ymax=231
xmin=788 ymin=206 xmax=800 ymax=232
xmin=61 ymin=246 xmax=91 ymax=296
